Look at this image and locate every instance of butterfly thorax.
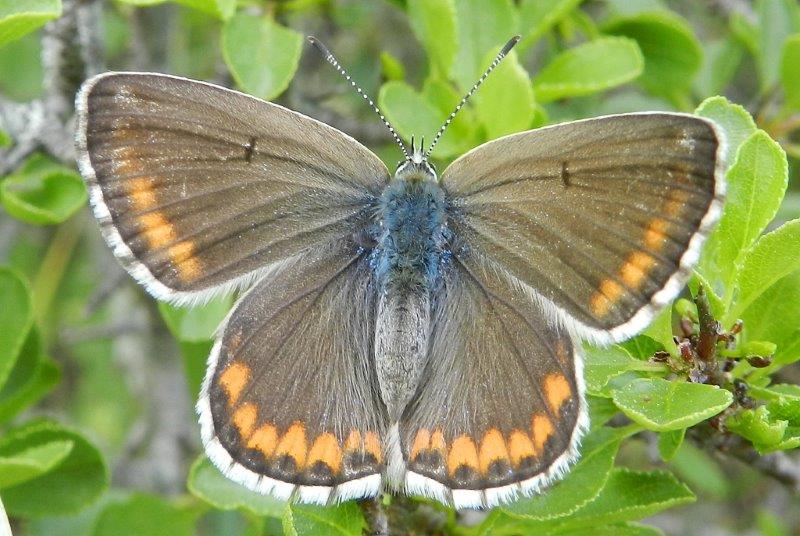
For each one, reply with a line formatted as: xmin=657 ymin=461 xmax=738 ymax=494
xmin=373 ymin=164 xmax=448 ymax=419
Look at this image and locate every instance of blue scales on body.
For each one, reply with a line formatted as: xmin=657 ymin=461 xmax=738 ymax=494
xmin=372 ymin=149 xmax=450 ymax=420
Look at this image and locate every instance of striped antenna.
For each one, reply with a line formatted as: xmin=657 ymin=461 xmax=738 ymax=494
xmin=308 ymin=36 xmax=410 ymax=160
xmin=425 ymin=35 xmax=521 ymax=158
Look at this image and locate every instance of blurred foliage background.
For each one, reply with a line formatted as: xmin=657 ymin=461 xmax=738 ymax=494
xmin=0 ymin=0 xmax=800 ymax=534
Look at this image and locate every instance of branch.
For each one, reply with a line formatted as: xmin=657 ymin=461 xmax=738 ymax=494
xmin=0 ymin=0 xmax=104 ymax=173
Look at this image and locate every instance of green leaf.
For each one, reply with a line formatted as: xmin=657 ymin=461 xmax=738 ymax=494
xmin=451 ymin=0 xmax=518 ymax=92
xmin=0 ymin=0 xmax=61 ymax=48
xmin=642 ymin=306 xmax=674 ymax=355
xmin=583 ymin=344 xmax=665 ymax=394
xmin=533 ymin=37 xmax=643 ymax=102
xmin=379 ymin=80 xmax=472 ymax=158
xmin=407 ymin=0 xmax=457 ymax=77
xmin=222 ymin=13 xmax=303 ymax=101
xmin=0 ymin=268 xmax=33 ymax=391
xmin=767 ymin=398 xmax=800 ymax=425
xmin=188 ymin=456 xmax=285 ymax=517
xmin=555 ymin=523 xmax=663 ymax=536
xmin=731 ymin=219 xmax=800 ymax=321
xmin=1 ymin=153 xmax=87 ymax=225
xmin=588 ymin=395 xmax=620 ymax=428
xmin=781 ymin=34 xmax=800 ymax=110
xmin=699 ymin=131 xmax=788 ymax=296
xmin=693 ymin=38 xmax=744 ymax=97
xmin=0 ymin=129 xmax=10 ymax=148
xmin=0 ymin=329 xmax=60 ymax=424
xmin=756 ymin=0 xmax=800 ymax=90
xmin=657 ymin=429 xmax=684 ymax=461
xmin=503 ymin=426 xmax=630 ymax=521
xmin=474 ymin=49 xmax=534 ymax=139
xmin=688 ymin=272 xmax=725 ymax=320
xmin=175 ymin=0 xmax=235 ymax=20
xmin=730 ymin=13 xmax=758 ymax=57
xmin=0 ymin=439 xmax=72 ymax=488
xmin=518 ymin=0 xmax=585 ymax=47
xmin=283 ymin=502 xmax=366 ymax=536
xmin=158 ymin=296 xmax=232 ymax=343
xmin=0 ymin=420 xmax=108 ymax=516
xmin=93 ymin=494 xmax=201 ymax=536
xmin=695 ymin=96 xmax=758 ymax=162
xmin=547 ymin=469 xmax=694 ymax=530
xmin=726 ymin=406 xmax=787 ymax=451
xmin=379 ymin=51 xmax=405 ymax=81
xmin=612 ymin=378 xmax=733 ymax=431
xmin=604 ymin=12 xmax=702 ymax=104
xmin=619 ymin=335 xmax=663 ymax=360
xmin=740 ymin=271 xmax=800 ymax=368
xmin=668 ymin=442 xmax=729 ymax=499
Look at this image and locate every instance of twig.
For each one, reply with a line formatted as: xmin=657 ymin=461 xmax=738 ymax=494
xmin=0 ymin=0 xmax=104 ymax=174
xmin=361 ymin=497 xmax=389 ymax=536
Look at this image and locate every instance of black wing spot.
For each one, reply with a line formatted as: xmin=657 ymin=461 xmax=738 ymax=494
xmin=561 ymin=161 xmax=571 ymax=187
xmin=244 ymin=136 xmax=257 ymax=163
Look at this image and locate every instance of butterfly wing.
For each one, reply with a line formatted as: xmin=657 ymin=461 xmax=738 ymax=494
xmin=76 ymin=72 xmax=389 ymax=304
xmin=198 ymin=238 xmax=387 ymax=504
xmin=397 ymin=248 xmax=586 ymax=508
xmin=441 ymin=113 xmax=725 ymax=343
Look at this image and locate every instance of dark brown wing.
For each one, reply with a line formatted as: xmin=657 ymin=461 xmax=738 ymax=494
xmin=441 ymin=113 xmax=725 ymax=343
xmin=76 ymin=72 xmax=389 ymax=304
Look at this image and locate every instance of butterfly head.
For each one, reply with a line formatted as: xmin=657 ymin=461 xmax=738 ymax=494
xmin=396 ymin=135 xmax=436 ymax=182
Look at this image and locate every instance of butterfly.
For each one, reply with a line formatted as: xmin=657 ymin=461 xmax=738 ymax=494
xmin=74 ymin=35 xmax=726 ymax=509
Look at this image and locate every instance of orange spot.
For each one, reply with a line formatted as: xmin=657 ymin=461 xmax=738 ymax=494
xmin=219 ymin=362 xmax=250 ymax=406
xmin=620 ymin=251 xmax=656 ymax=288
xmin=532 ymin=414 xmax=554 ymax=453
xmin=589 ymin=278 xmax=624 ymax=317
xmin=508 ymin=430 xmax=536 ymax=467
xmin=430 ymin=430 xmax=446 ymax=454
xmin=247 ymin=423 xmax=278 ymax=458
xmin=307 ymin=432 xmax=342 ymax=475
xmin=478 ymin=429 xmax=510 ymax=475
xmin=410 ymin=429 xmax=430 ymax=461
xmin=128 ymin=177 xmax=155 ymax=209
xmin=545 ymin=373 xmax=572 ymax=414
xmin=232 ymin=403 xmax=257 ymax=440
xmin=644 ymin=218 xmax=669 ymax=251
xmin=447 ymin=435 xmax=479 ymax=476
xmin=344 ymin=430 xmax=362 ymax=453
xmin=364 ymin=431 xmax=382 ymax=463
xmin=138 ymin=212 xmax=176 ymax=248
xmin=275 ymin=422 xmax=307 ymax=469
xmin=168 ymin=241 xmax=202 ymax=282
xmin=665 ymin=189 xmax=690 ymax=216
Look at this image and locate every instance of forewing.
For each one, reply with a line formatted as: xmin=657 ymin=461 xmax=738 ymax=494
xmin=399 ymin=252 xmax=587 ymax=509
xmin=198 ymin=239 xmax=387 ymax=504
xmin=76 ymin=72 xmax=389 ymax=304
xmin=441 ymin=113 xmax=725 ymax=343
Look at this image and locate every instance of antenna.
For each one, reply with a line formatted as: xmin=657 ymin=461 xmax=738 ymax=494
xmin=308 ymin=36 xmax=410 ymax=160
xmin=425 ymin=35 xmax=521 ymax=158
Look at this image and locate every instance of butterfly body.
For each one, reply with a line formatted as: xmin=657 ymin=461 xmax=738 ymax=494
xmin=374 ymin=163 xmax=447 ymax=417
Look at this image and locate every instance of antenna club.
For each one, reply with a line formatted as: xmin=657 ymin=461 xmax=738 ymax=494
xmin=500 ymin=35 xmax=522 ymax=56
xmin=307 ymin=36 xmax=329 ymax=54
